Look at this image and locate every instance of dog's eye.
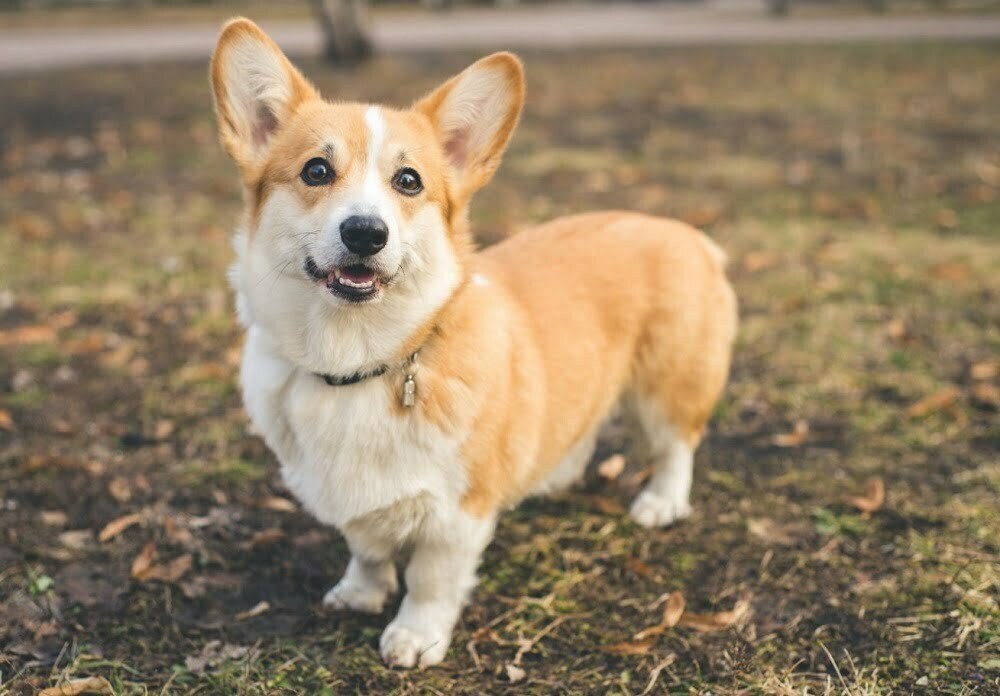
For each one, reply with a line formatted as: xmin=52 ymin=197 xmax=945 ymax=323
xmin=301 ymin=158 xmax=334 ymax=186
xmin=392 ymin=167 xmax=423 ymax=195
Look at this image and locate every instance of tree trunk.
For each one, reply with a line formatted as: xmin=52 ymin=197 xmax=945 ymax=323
xmin=312 ymin=0 xmax=373 ymax=64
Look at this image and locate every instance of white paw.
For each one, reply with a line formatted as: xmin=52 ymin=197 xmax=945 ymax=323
xmin=322 ymin=575 xmax=395 ymax=614
xmin=630 ymin=489 xmax=692 ymax=528
xmin=379 ymin=622 xmax=450 ymax=669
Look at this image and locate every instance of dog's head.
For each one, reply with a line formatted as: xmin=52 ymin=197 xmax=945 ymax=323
xmin=211 ymin=19 xmax=523 ymax=369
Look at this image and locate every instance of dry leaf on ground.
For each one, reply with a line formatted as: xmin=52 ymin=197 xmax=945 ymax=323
xmin=153 ymin=419 xmax=175 ymax=440
xmin=98 ymin=512 xmax=143 ymax=542
xmin=247 ymin=528 xmax=285 ymax=548
xmin=597 ymin=454 xmax=626 ymax=480
xmin=141 ymin=554 xmax=194 ymax=584
xmin=235 ymin=601 xmax=270 ymax=621
xmin=886 ymin=318 xmax=907 ymax=341
xmin=505 ymin=664 xmax=526 ymax=683
xmin=772 ymin=420 xmax=809 ymax=447
xmin=970 ymin=361 xmax=997 ymax=381
xmin=130 ymin=542 xmax=156 ymax=579
xmin=107 ymin=477 xmax=132 ymax=503
xmin=906 ymin=387 xmax=960 ymax=418
xmin=0 ymin=409 xmax=14 ymax=431
xmin=59 ymin=530 xmax=93 ymax=550
xmin=40 ymin=510 xmax=68 ymax=526
xmin=39 ymin=676 xmax=112 ymax=696
xmin=0 ymin=324 xmax=57 ymax=347
xmin=258 ymin=496 xmax=297 ymax=512
xmin=847 ymin=478 xmax=885 ymax=514
xmin=678 ymin=598 xmax=751 ymax=632
xmin=635 ymin=591 xmax=686 ymax=640
xmin=601 ymin=635 xmax=657 ymax=655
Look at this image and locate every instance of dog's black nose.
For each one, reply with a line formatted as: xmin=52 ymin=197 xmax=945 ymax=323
xmin=340 ymin=215 xmax=388 ymax=257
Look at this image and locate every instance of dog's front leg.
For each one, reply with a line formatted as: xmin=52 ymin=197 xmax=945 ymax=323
xmin=380 ymin=513 xmax=495 ymax=669
xmin=324 ymin=554 xmax=398 ymax=614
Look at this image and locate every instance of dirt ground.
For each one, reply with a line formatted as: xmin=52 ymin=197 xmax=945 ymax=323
xmin=1 ymin=43 xmax=997 ymax=694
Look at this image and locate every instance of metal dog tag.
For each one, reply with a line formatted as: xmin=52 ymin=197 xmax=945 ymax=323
xmin=402 ymin=374 xmax=416 ymax=408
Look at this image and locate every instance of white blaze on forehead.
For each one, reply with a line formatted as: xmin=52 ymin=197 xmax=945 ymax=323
xmin=362 ymin=106 xmax=386 ymax=207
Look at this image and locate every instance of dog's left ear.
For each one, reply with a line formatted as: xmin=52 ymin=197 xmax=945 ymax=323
xmin=210 ymin=18 xmax=319 ymax=169
xmin=414 ymin=52 xmax=525 ymax=202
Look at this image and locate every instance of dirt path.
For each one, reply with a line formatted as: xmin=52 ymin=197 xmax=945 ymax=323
xmin=1 ymin=2 xmax=999 ymax=73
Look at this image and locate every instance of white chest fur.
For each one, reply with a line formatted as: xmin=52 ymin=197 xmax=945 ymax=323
xmin=240 ymin=327 xmax=466 ymax=531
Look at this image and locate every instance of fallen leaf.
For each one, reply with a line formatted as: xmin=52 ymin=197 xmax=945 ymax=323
xmin=505 ymin=663 xmax=526 ymax=683
xmin=601 ymin=635 xmax=657 ymax=655
xmin=906 ymin=387 xmax=960 ymax=418
xmin=51 ymin=418 xmax=75 ymax=435
xmin=39 ymin=676 xmax=112 ymax=696
xmin=293 ymin=529 xmax=327 ymax=547
xmin=142 ymin=553 xmax=194 ymax=584
xmin=848 ymin=478 xmax=885 ymax=514
xmin=0 ymin=324 xmax=56 ymax=347
xmin=98 ymin=513 xmax=143 ymax=542
xmin=258 ymin=496 xmax=297 ymax=512
xmin=59 ymin=529 xmax=93 ymax=550
xmin=107 ymin=477 xmax=132 ymax=503
xmin=886 ymin=318 xmax=907 ymax=341
xmin=772 ymin=420 xmax=809 ymax=447
xmin=130 ymin=542 xmax=157 ymax=580
xmin=970 ymin=361 xmax=997 ymax=381
xmin=597 ymin=454 xmax=626 ymax=481
xmin=40 ymin=510 xmax=68 ymax=526
xmin=153 ymin=419 xmax=175 ymax=440
xmin=247 ymin=528 xmax=285 ymax=548
xmin=0 ymin=409 xmax=13 ymax=431
xmin=661 ymin=591 xmax=686 ymax=628
xmin=634 ymin=591 xmax=686 ymax=640
xmin=164 ymin=515 xmax=195 ymax=546
xmin=235 ymin=600 xmax=270 ymax=621
xmin=678 ymin=598 xmax=751 ymax=632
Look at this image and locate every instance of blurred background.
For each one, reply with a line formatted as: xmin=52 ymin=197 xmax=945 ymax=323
xmin=1 ymin=1 xmax=998 ymax=694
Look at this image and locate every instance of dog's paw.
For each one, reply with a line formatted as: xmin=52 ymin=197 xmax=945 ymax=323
xmin=323 ymin=576 xmax=393 ymax=614
xmin=629 ymin=489 xmax=692 ymax=528
xmin=379 ymin=622 xmax=450 ymax=669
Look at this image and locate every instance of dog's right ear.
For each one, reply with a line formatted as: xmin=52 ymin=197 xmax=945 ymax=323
xmin=210 ymin=18 xmax=318 ymax=169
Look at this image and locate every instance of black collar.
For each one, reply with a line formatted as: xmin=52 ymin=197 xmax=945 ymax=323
xmin=317 ymin=363 xmax=390 ymax=386
xmin=314 ymin=350 xmax=419 ymax=388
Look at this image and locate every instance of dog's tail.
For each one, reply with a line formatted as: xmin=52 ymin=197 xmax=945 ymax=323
xmin=698 ymin=234 xmax=729 ymax=270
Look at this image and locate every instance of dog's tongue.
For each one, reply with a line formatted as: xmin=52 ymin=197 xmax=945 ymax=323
xmin=334 ymin=266 xmax=376 ymax=284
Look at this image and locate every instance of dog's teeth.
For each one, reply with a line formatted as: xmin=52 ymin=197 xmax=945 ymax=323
xmin=337 ymin=277 xmax=374 ymax=289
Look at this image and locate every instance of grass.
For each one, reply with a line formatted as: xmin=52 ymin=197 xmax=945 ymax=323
xmin=1 ymin=42 xmax=998 ymax=694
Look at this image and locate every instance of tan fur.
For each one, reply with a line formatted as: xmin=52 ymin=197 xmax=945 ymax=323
xmin=213 ymin=19 xmax=737 ymax=668
xmin=211 ymin=18 xmax=736 ymax=520
xmin=401 ymin=212 xmax=736 ymax=516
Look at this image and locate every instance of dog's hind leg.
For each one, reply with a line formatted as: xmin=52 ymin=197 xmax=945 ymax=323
xmin=627 ymin=394 xmax=698 ymax=528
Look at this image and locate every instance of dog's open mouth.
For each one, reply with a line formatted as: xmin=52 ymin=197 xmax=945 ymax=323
xmin=304 ymin=256 xmax=383 ymax=303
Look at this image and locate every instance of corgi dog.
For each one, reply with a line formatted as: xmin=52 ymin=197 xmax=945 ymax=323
xmin=211 ymin=19 xmax=737 ymax=669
